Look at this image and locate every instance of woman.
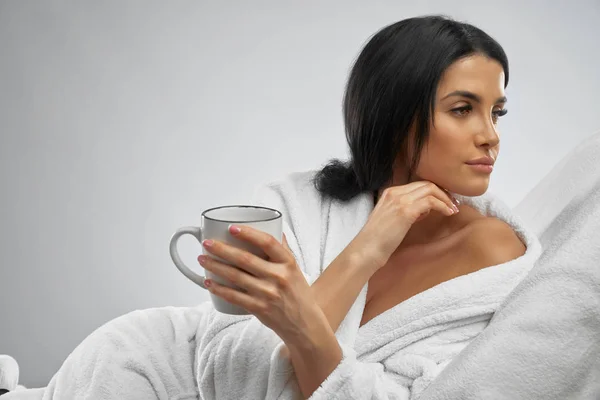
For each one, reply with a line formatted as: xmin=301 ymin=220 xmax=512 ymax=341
xmin=26 ymin=14 xmax=546 ymax=400
xmin=193 ymin=14 xmax=528 ymax=398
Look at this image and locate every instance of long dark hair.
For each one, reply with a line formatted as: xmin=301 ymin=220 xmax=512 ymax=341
xmin=311 ymin=15 xmax=509 ymax=202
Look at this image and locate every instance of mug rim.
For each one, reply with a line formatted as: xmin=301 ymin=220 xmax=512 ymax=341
xmin=202 ymin=204 xmax=282 ymax=223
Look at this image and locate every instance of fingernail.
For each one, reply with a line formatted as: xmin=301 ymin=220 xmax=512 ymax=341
xmin=203 ymin=239 xmax=214 ymax=248
xmin=453 ymin=204 xmax=460 ymax=213
xmin=204 ymin=279 xmax=212 ymax=288
xmin=229 ymin=225 xmax=241 ymax=235
xmin=198 ymin=255 xmax=207 ymax=265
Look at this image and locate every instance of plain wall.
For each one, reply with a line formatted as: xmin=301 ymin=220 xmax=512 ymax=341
xmin=1 ymin=0 xmax=599 ymax=388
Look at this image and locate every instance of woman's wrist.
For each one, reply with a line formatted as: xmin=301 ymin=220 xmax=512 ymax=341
xmin=346 ymin=238 xmax=387 ymax=272
xmin=286 ymin=315 xmax=343 ymax=398
xmin=348 ymin=229 xmax=392 ymax=272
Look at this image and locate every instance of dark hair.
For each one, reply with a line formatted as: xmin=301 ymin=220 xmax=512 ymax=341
xmin=311 ymin=15 xmax=509 ymax=202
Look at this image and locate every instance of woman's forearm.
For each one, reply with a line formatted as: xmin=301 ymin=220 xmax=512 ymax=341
xmin=286 ymin=313 xmax=343 ymax=399
xmin=282 ymin=238 xmax=380 ymax=397
xmin=309 ymin=237 xmax=380 ymax=333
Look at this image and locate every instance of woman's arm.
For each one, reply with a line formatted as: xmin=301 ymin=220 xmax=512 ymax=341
xmin=285 ymin=309 xmax=344 ymax=398
xmin=308 ymin=236 xmax=378 ymax=333
xmin=282 ymin=235 xmax=382 ymax=398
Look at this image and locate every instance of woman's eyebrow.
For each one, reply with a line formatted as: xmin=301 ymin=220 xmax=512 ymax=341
xmin=441 ymin=90 xmax=507 ymax=104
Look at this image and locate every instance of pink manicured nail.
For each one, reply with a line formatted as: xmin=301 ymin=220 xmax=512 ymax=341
xmin=203 ymin=239 xmax=214 ymax=247
xmin=204 ymin=279 xmax=212 ymax=288
xmin=229 ymin=225 xmax=241 ymax=235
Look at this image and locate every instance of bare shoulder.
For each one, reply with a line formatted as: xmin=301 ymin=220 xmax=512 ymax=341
xmin=458 ymin=217 xmax=527 ymax=270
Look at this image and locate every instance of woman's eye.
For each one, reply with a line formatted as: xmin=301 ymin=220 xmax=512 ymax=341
xmin=451 ymin=105 xmax=472 ymax=116
xmin=492 ymin=108 xmax=508 ymax=123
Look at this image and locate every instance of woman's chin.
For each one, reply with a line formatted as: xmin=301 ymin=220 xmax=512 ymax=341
xmin=450 ymin=182 xmax=490 ymax=197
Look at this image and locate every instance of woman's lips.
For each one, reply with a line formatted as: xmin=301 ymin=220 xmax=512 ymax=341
xmin=467 ymin=163 xmax=493 ymax=173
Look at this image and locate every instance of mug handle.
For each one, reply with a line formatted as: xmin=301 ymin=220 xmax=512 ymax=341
xmin=169 ymin=226 xmax=207 ymax=289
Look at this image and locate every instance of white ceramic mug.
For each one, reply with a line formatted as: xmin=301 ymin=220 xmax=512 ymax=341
xmin=169 ymin=205 xmax=283 ymax=315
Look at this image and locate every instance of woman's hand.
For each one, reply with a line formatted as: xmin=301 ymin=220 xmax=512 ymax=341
xmin=197 ymin=226 xmax=324 ymax=345
xmin=353 ymin=181 xmax=461 ymax=270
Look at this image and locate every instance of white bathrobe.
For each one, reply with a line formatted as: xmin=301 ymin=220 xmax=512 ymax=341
xmin=11 ymin=132 xmax=600 ymax=400
xmin=192 ymin=169 xmax=542 ymax=400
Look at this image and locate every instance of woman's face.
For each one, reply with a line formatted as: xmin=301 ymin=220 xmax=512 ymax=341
xmin=412 ymin=54 xmax=507 ymax=197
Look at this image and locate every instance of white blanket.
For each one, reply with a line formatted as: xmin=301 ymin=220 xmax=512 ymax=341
xmin=7 ymin=133 xmax=599 ymax=400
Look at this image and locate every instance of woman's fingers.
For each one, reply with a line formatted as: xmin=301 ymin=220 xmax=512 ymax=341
xmin=406 ymin=182 xmax=459 ymax=214
xmin=228 ymin=225 xmax=290 ymax=263
xmin=200 ymin=238 xmax=270 ymax=279
xmin=202 ymin=274 xmax=262 ymax=314
xmin=420 ymin=195 xmax=457 ymax=217
xmin=198 ymin=254 xmax=265 ymax=295
xmin=200 ymin=225 xmax=291 ymax=280
xmin=382 ymin=181 xmax=459 ymax=212
xmin=415 ymin=210 xmax=430 ymax=222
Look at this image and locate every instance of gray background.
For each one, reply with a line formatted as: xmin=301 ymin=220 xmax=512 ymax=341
xmin=1 ymin=0 xmax=599 ymax=388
